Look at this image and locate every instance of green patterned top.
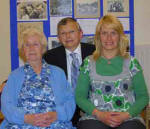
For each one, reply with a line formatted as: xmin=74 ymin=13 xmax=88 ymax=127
xmin=75 ymin=56 xmax=149 ymax=118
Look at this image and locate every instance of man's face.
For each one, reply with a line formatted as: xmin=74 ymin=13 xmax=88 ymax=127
xmin=58 ymin=22 xmax=83 ymax=51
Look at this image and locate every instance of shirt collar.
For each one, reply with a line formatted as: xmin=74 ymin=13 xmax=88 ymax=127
xmin=65 ymin=44 xmax=81 ymax=57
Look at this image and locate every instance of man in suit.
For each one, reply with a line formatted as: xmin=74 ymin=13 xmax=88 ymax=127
xmin=43 ymin=17 xmax=95 ymax=126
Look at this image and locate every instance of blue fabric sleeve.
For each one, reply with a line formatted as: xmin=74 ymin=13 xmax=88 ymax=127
xmin=56 ymin=82 xmax=76 ymax=121
xmin=1 ymin=68 xmax=26 ymax=124
xmin=51 ymin=66 xmax=76 ymax=121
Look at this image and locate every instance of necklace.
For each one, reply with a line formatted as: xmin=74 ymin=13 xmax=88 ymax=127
xmin=107 ymin=59 xmax=111 ymax=64
xmin=102 ymin=56 xmax=112 ymax=64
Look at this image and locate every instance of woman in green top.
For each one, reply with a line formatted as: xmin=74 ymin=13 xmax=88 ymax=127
xmin=75 ymin=15 xmax=149 ymax=129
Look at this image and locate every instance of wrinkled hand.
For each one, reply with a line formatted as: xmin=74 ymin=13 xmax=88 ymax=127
xmin=24 ymin=112 xmax=57 ymax=127
xmin=92 ymin=109 xmax=130 ymax=128
xmin=24 ymin=114 xmax=39 ymax=126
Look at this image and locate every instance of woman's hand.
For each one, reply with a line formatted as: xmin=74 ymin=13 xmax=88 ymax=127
xmin=111 ymin=112 xmax=130 ymax=124
xmin=92 ymin=109 xmax=130 ymax=128
xmin=24 ymin=114 xmax=38 ymax=126
xmin=92 ymin=109 xmax=121 ymax=127
xmin=24 ymin=112 xmax=57 ymax=127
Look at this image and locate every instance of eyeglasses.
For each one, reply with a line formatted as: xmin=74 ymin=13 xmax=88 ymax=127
xmin=59 ymin=30 xmax=79 ymax=37
xmin=23 ymin=42 xmax=41 ymax=48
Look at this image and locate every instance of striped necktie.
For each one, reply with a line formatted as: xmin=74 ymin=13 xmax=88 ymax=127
xmin=70 ymin=52 xmax=80 ymax=90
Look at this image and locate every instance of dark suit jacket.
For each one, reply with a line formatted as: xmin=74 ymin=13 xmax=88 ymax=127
xmin=43 ymin=43 xmax=95 ymax=79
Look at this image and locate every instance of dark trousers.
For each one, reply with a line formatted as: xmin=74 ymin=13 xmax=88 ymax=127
xmin=77 ymin=119 xmax=145 ymax=129
xmin=71 ymin=106 xmax=81 ymax=127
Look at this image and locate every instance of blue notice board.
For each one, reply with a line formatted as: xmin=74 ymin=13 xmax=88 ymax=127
xmin=10 ymin=0 xmax=134 ymax=71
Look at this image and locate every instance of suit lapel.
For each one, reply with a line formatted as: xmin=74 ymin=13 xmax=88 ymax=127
xmin=81 ymin=43 xmax=87 ymax=61
xmin=59 ymin=46 xmax=68 ymax=78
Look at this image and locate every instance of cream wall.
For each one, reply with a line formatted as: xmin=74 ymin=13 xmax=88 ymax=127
xmin=134 ymin=0 xmax=150 ymax=45
xmin=0 ymin=1 xmax=11 ymax=84
xmin=0 ymin=1 xmax=150 ymax=84
xmin=134 ymin=0 xmax=150 ymax=95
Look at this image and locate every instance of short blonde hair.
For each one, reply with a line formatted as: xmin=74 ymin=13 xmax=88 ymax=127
xmin=93 ymin=15 xmax=129 ymax=61
xmin=18 ymin=28 xmax=47 ymax=61
xmin=19 ymin=28 xmax=47 ymax=51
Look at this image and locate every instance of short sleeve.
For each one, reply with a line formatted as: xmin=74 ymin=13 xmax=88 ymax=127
xmin=129 ymin=57 xmax=142 ymax=76
xmin=80 ymin=56 xmax=90 ymax=74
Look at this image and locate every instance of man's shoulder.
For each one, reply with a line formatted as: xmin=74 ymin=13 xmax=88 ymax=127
xmin=45 ymin=46 xmax=65 ymax=54
xmin=81 ymin=43 xmax=95 ymax=49
xmin=43 ymin=46 xmax=66 ymax=63
xmin=81 ymin=43 xmax=95 ymax=53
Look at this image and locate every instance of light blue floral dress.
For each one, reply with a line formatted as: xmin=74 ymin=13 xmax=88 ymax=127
xmin=5 ymin=60 xmax=74 ymax=129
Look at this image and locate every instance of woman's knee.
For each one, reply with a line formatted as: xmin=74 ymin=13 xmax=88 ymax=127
xmin=117 ymin=120 xmax=145 ymax=129
xmin=77 ymin=119 xmax=109 ymax=129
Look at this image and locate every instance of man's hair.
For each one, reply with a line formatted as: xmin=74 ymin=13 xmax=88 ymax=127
xmin=57 ymin=17 xmax=82 ymax=34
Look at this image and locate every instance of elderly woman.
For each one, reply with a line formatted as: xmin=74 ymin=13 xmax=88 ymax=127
xmin=0 ymin=28 xmax=75 ymax=129
xmin=75 ymin=15 xmax=149 ymax=129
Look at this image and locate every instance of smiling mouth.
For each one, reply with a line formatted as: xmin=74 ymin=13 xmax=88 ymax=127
xmin=66 ymin=40 xmax=73 ymax=43
xmin=105 ymin=43 xmax=113 ymax=45
xmin=29 ymin=53 xmax=36 ymax=56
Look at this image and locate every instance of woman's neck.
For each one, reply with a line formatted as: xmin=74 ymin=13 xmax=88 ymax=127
xmin=102 ymin=49 xmax=118 ymax=59
xmin=29 ymin=60 xmax=42 ymax=74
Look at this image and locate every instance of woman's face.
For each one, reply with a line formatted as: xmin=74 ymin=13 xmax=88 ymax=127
xmin=23 ymin=35 xmax=43 ymax=63
xmin=100 ymin=25 xmax=120 ymax=52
